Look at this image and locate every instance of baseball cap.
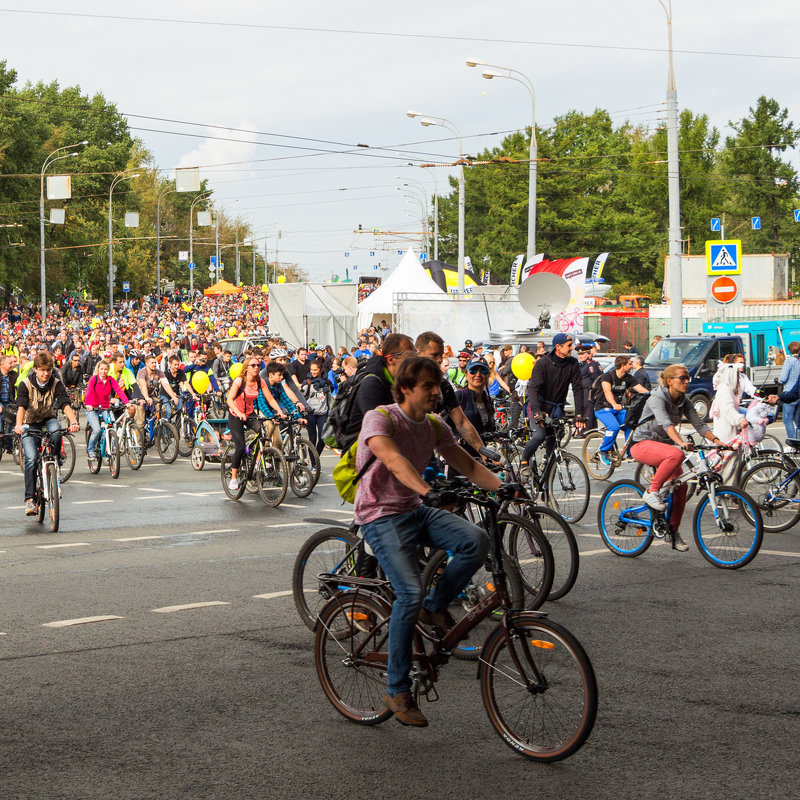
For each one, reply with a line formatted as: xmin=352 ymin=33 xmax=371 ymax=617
xmin=551 ymin=333 xmax=572 ymax=349
xmin=466 ymin=355 xmax=490 ymax=374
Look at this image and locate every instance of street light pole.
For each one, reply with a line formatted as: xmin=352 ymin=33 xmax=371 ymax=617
xmin=467 ymin=59 xmax=537 ymax=261
xmin=108 ymin=170 xmax=140 ymax=312
xmin=407 ymin=111 xmax=465 ymax=293
xmin=155 ymin=183 xmax=177 ymax=304
xmin=189 ymin=190 xmax=212 ymax=297
xmin=39 ymin=141 xmax=87 ymax=320
xmin=657 ymin=0 xmax=683 ymax=335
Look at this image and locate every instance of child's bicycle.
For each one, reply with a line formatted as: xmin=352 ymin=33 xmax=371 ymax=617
xmin=313 ymin=482 xmax=597 ymax=762
xmin=189 ymin=395 xmax=230 ymax=471
xmin=597 ymin=441 xmax=764 ymax=569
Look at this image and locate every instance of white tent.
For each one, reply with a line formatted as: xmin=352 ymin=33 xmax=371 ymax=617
xmin=268 ymin=282 xmax=358 ymax=350
xmin=357 ymin=248 xmax=444 ymax=330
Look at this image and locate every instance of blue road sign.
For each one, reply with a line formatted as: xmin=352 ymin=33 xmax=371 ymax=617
xmin=711 ymin=218 xmax=721 ymax=232
xmin=706 ymin=239 xmax=741 ymax=275
xmin=122 ymin=281 xmax=130 ymax=292
xmin=752 ymin=216 xmax=761 ymax=230
xmin=344 ymin=251 xmax=350 ymax=258
xmin=369 ymin=251 xmax=375 ymax=257
xmin=189 ymin=262 xmax=196 ymax=270
xmin=420 ymin=252 xmax=428 ymax=262
xmin=397 ymin=250 xmax=403 ymax=255
xmin=794 ymin=209 xmax=800 ymax=223
xmin=210 ymin=256 xmax=217 ymax=267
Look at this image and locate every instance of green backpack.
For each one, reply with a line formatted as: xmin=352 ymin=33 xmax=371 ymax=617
xmin=332 ymin=409 xmax=441 ymax=504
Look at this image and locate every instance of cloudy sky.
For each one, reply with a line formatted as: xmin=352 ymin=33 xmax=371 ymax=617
xmin=2 ymin=1 xmax=798 ymax=281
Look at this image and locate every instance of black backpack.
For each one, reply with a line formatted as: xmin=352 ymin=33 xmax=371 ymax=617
xmin=588 ymin=373 xmax=606 ymax=405
xmin=321 ymin=366 xmax=380 ymax=450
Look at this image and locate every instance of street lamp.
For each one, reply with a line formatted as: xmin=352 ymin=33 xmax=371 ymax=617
xmin=394 ymin=182 xmax=430 ymax=252
xmin=108 ymin=170 xmax=141 ymax=311
xmin=407 ymin=110 xmax=466 ymax=293
xmin=213 ymin=199 xmax=239 ymax=282
xmin=189 ymin=190 xmax=213 ymax=296
xmin=656 ymin=0 xmax=683 ymax=335
xmin=467 ymin=58 xmax=538 ymax=261
xmin=40 ymin=141 xmax=87 ymax=319
xmin=155 ymin=182 xmax=177 ymax=303
xmin=405 ymin=162 xmax=439 ymax=261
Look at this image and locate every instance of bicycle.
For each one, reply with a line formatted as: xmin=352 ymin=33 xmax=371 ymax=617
xmin=581 ymin=396 xmax=645 ymax=480
xmin=188 ymin=395 xmax=228 ymax=471
xmin=12 ymin=425 xmax=75 ymax=483
xmin=738 ymin=439 xmax=800 ymax=532
xmin=313 ymin=482 xmax=597 ymax=762
xmin=113 ymin=406 xmax=145 ymax=470
xmin=172 ymin=392 xmax=198 ymax=458
xmin=84 ymin=408 xmax=121 ymax=478
xmin=220 ymin=421 xmax=289 ymax=506
xmin=597 ymin=442 xmax=764 ymax=569
xmin=18 ymin=425 xmax=70 ymax=532
xmin=141 ymin=399 xmax=179 ymax=464
xmin=281 ymin=413 xmax=320 ymax=495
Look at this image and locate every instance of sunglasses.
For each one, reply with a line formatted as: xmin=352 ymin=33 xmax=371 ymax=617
xmin=673 ymin=374 xmax=690 ymax=381
xmin=468 ymin=366 xmax=489 ymax=376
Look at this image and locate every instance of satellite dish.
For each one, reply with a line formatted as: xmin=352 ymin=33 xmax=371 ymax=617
xmin=518 ymin=273 xmax=571 ymax=325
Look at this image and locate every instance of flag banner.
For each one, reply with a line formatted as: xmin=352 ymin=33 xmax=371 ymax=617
xmin=509 ymin=254 xmax=525 ymax=286
xmin=590 ymin=252 xmax=609 ymax=282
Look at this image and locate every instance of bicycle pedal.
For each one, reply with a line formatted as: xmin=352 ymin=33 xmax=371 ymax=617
xmin=422 ymin=684 xmax=439 ymax=703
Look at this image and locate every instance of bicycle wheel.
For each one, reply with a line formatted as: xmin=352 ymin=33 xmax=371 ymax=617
xmin=12 ymin=436 xmax=21 ymax=466
xmin=480 ymin=613 xmax=598 ymax=762
xmin=220 ymin=444 xmax=247 ymax=500
xmin=314 ymin=591 xmax=395 ymax=725
xmin=597 ymin=480 xmax=655 ymax=556
xmin=156 ymin=420 xmax=179 ymax=464
xmin=255 ymin=446 xmax=288 ymax=507
xmin=296 ymin=439 xmax=321 ymax=487
xmin=545 ymin=452 xmax=590 ymax=523
xmin=693 ymin=486 xmax=763 ymax=569
xmin=738 ymin=459 xmax=800 ymax=533
xmin=581 ymin=431 xmax=616 ymax=480
xmin=107 ymin=429 xmax=121 ymax=479
xmin=292 ymin=527 xmax=360 ymax=631
xmin=634 ymin=460 xmax=697 ymax=502
xmin=125 ymin=424 xmax=145 ymax=470
xmin=45 ymin=461 xmax=60 ymax=533
xmin=289 ymin=464 xmax=315 ymax=498
xmin=507 ymin=503 xmax=579 ymax=601
xmin=757 ymin=434 xmax=783 ymax=457
xmin=35 ymin=470 xmax=46 ymax=524
xmin=420 ymin=547 xmax=525 ymax=661
xmin=497 ymin=513 xmax=554 ymax=609
xmin=60 ymin=433 xmax=76 ymax=483
xmin=190 ymin=445 xmax=206 ymax=471
xmin=87 ymin=434 xmax=102 ymax=474
xmin=177 ymin=416 xmax=195 ymax=457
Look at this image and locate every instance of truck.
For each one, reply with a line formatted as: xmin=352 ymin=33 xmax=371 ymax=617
xmin=643 ymin=324 xmax=798 ymax=419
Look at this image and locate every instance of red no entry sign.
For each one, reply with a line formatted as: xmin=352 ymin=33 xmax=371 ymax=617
xmin=710 ymin=276 xmax=738 ymax=304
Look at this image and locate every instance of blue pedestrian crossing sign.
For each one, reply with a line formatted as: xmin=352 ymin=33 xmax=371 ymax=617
xmin=705 ymin=239 xmax=741 ymax=276
xmin=710 ymin=218 xmax=721 ymax=232
xmin=794 ymin=209 xmax=800 ymax=223
xmin=751 ymin=216 xmax=761 ymax=230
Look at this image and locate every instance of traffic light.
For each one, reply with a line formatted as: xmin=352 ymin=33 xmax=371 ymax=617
xmin=358 ymin=224 xmax=362 ymax=232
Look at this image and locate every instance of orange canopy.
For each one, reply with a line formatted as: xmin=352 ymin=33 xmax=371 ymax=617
xmin=204 ymin=279 xmax=242 ymax=296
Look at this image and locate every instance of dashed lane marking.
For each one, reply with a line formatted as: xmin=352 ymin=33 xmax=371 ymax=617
xmin=72 ymin=499 xmax=114 ymax=505
xmin=279 ymin=503 xmax=304 ymax=509
xmin=138 ymin=487 xmax=169 ymax=492
xmin=253 ymin=590 xmax=292 ymax=600
xmin=323 ymin=508 xmax=355 ymax=515
xmin=100 ymin=483 xmax=129 ymax=488
xmin=65 ymin=479 xmax=94 ymax=485
xmin=114 ymin=535 xmax=163 ymax=542
xmin=43 ymin=615 xmax=123 ymax=628
xmin=580 ymin=548 xmax=613 ymax=557
xmin=187 ymin=529 xmax=239 ymax=535
xmin=6 ymin=505 xmax=26 ymax=510
xmin=760 ymin=549 xmax=800 ymax=558
xmin=134 ymin=495 xmax=175 ymax=500
xmin=316 ymin=483 xmax=334 ymax=487
xmin=152 ymin=601 xmax=230 ymax=613
xmin=578 ymin=533 xmax=602 ymax=538
xmin=36 ymin=543 xmax=91 ymax=550
xmin=265 ymin=522 xmax=313 ymax=529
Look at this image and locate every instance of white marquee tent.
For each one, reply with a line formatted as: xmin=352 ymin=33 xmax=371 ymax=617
xmin=357 ymin=248 xmax=445 ymax=330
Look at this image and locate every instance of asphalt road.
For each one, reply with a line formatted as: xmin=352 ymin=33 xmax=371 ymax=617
xmin=1 ymin=429 xmax=799 ymax=799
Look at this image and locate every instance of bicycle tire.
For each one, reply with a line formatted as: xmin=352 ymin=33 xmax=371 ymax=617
xmin=156 ymin=420 xmax=179 ymax=464
xmin=292 ymin=527 xmax=360 ymax=631
xmin=60 ymin=433 xmax=76 ymax=483
xmin=581 ymin=430 xmax=616 ymax=480
xmin=45 ymin=461 xmax=60 ymax=533
xmin=480 ymin=613 xmax=598 ymax=762
xmin=125 ymin=424 xmax=145 ymax=470
xmin=597 ymin=480 xmax=655 ymax=556
xmin=255 ymin=446 xmax=288 ymax=507
xmin=496 ymin=513 xmax=554 ymax=609
xmin=35 ymin=469 xmax=46 ymax=524
xmin=738 ymin=459 xmax=800 ymax=533
xmin=507 ymin=502 xmax=579 ymax=601
xmin=296 ymin=439 xmax=321 ymax=486
xmin=289 ymin=463 xmax=315 ymax=498
xmin=107 ymin=429 xmax=121 ymax=479
xmin=87 ymin=433 xmax=102 ymax=474
xmin=314 ymin=591 xmax=395 ymax=725
xmin=633 ymin=460 xmax=698 ymax=502
xmin=190 ymin=445 xmax=206 ymax=471
xmin=420 ymin=547 xmax=526 ymax=661
xmin=220 ymin=444 xmax=248 ymax=500
xmin=13 ymin=436 xmax=21 ymax=467
xmin=544 ymin=451 xmax=590 ymax=523
xmin=177 ymin=416 xmax=195 ymax=457
xmin=692 ymin=486 xmax=763 ymax=569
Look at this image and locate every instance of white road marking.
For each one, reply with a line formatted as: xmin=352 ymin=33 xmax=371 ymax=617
xmin=186 ymin=528 xmax=239 ymax=535
xmin=579 ymin=548 xmax=613 ymax=557
xmin=578 ymin=533 xmax=602 ymax=538
xmin=152 ymin=601 xmax=230 ymax=613
xmin=253 ymin=590 xmax=293 ymax=600
xmin=65 ymin=479 xmax=94 ymax=485
xmin=279 ymin=503 xmax=304 ymax=509
xmin=6 ymin=505 xmax=26 ymax=510
xmin=43 ymin=615 xmax=123 ymax=628
xmin=265 ymin=522 xmax=313 ymax=529
xmin=137 ymin=487 xmax=169 ymax=492
xmin=0 ymin=632 xmax=6 ymax=636
xmin=114 ymin=535 xmax=163 ymax=542
xmin=100 ymin=483 xmax=129 ymax=488
xmin=177 ymin=491 xmax=216 ymax=497
xmin=323 ymin=508 xmax=355 ymax=515
xmin=36 ymin=543 xmax=91 ymax=550
xmin=760 ymin=549 xmax=800 ymax=558
xmin=72 ymin=499 xmax=114 ymax=505
xmin=0 ymin=469 xmax=23 ymax=476
xmin=316 ymin=482 xmax=334 ymax=487
xmin=134 ymin=495 xmax=175 ymax=500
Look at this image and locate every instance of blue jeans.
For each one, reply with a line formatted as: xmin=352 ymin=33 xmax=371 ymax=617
xmin=361 ymin=506 xmax=488 ymax=696
xmin=160 ymin=393 xmax=183 ymax=421
xmin=783 ymin=400 xmax=800 ymax=439
xmin=595 ymin=407 xmax=629 ymax=452
xmin=86 ymin=409 xmax=103 ymax=455
xmin=22 ymin=418 xmax=62 ymax=500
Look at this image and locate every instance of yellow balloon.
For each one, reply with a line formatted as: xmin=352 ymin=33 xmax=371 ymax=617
xmin=262 ymin=284 xmax=268 ymax=293
xmin=229 ymin=362 xmax=243 ymax=380
xmin=228 ymin=327 xmax=237 ymax=336
xmin=511 ymin=352 xmax=535 ymax=382
xmin=188 ymin=321 xmax=196 ymax=329
xmin=191 ymin=371 xmax=210 ymax=395
xmin=242 ymin=294 xmax=248 ymax=301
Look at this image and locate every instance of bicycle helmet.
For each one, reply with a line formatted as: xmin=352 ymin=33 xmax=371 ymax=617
xmin=128 ymin=348 xmax=141 ymax=358
xmin=269 ymin=347 xmax=288 ymax=359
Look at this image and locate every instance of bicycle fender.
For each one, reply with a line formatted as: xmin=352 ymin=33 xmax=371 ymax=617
xmin=475 ymin=611 xmax=549 ymax=680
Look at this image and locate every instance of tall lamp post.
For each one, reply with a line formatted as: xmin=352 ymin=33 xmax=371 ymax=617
xmin=405 ymin=163 xmax=439 ymax=261
xmin=657 ymin=0 xmax=683 ymax=335
xmin=467 ymin=58 xmax=537 ymax=261
xmin=108 ymin=170 xmax=141 ymax=311
xmin=155 ymin=182 xmax=177 ymax=303
xmin=40 ymin=141 xmax=87 ymax=319
xmin=395 ymin=178 xmax=431 ymax=254
xmin=213 ymin=200 xmax=238 ymax=282
xmin=189 ymin=190 xmax=213 ymax=296
xmin=407 ymin=110 xmax=466 ymax=293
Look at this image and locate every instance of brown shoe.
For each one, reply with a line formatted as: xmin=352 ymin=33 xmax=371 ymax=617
xmin=384 ymin=692 xmax=428 ymax=727
xmin=418 ymin=607 xmax=456 ymax=631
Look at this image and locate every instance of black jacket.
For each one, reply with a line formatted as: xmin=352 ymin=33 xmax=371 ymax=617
xmin=456 ymin=387 xmax=495 ymax=437
xmin=342 ymin=354 xmax=393 ymax=443
xmin=527 ymin=352 xmax=585 ymax=418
